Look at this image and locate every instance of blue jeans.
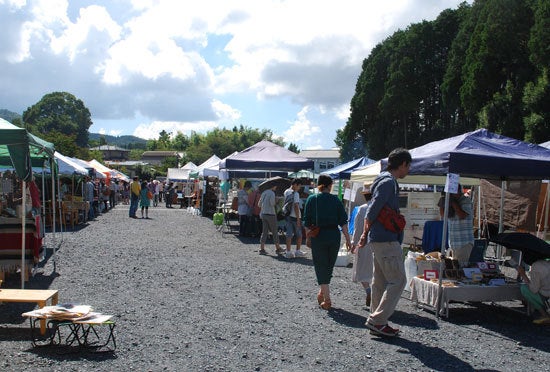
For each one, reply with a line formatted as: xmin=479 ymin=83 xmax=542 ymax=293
xmin=87 ymin=200 xmax=95 ymax=220
xmin=129 ymin=195 xmax=139 ymax=217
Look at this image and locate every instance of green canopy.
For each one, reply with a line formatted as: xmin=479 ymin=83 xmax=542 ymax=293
xmin=0 ymin=118 xmax=55 ymax=181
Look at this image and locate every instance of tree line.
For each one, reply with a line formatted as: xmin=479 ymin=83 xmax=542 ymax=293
xmin=337 ymin=0 xmax=549 ymax=161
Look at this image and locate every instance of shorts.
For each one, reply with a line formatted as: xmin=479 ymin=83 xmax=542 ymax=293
xmin=285 ymin=217 xmax=302 ymax=239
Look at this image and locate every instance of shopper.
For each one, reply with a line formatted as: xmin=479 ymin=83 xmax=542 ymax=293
xmin=283 ymin=178 xmax=305 ymax=258
xmin=359 ymin=148 xmax=411 ymax=337
xmin=258 ymin=184 xmax=284 ymax=256
xmin=303 ymin=174 xmax=351 ymax=310
xmin=351 ymin=182 xmax=374 ymax=307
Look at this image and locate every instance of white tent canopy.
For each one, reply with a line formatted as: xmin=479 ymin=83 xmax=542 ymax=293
xmin=88 ymin=159 xmax=114 ymax=178
xmin=180 ymin=161 xmax=197 ymax=170
xmin=55 ymin=151 xmax=88 ymax=175
xmin=195 ymin=155 xmax=221 ymax=177
xmin=167 ymin=168 xmax=193 ymax=182
xmin=69 ymin=157 xmax=106 ymax=178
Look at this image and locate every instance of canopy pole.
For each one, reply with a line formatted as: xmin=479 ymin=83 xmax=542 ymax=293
xmin=544 ymin=184 xmax=550 ymax=240
xmin=436 ymin=191 xmax=450 ymax=319
xmin=21 ymin=180 xmax=26 ymax=289
xmin=477 ymin=185 xmax=481 ymax=239
xmin=497 ymin=180 xmax=506 ymax=259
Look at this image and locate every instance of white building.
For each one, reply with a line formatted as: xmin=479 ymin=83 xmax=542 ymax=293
xmin=299 ymin=149 xmax=340 ymax=174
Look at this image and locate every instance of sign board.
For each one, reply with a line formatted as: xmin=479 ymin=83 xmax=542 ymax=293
xmin=444 ymin=173 xmax=460 ymax=194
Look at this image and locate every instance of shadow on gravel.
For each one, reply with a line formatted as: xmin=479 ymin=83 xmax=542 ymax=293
xmin=27 ymin=346 xmax=118 ymax=361
xmin=438 ymin=302 xmax=550 ymax=352
xmin=327 ymin=307 xmax=368 ymax=328
xmin=0 ymin=327 xmax=33 ymax=341
xmin=372 ymin=337 xmax=477 ymax=371
xmin=392 ymin=309 xmax=439 ymax=330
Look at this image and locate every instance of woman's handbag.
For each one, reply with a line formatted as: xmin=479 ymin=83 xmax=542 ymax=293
xmin=305 ymin=195 xmax=320 ymax=247
xmin=147 ymin=191 xmax=153 ymax=199
xmin=306 ymin=226 xmax=320 ymax=238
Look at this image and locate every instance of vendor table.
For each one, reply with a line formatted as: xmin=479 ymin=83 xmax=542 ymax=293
xmin=216 ymin=204 xmax=238 ymax=234
xmin=24 ymin=313 xmax=116 ymax=352
xmin=409 ymin=277 xmax=523 ymax=318
xmin=0 ymin=289 xmax=58 ymax=334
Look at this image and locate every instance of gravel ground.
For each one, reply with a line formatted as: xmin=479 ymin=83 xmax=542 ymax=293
xmin=1 ymin=204 xmax=549 ymax=371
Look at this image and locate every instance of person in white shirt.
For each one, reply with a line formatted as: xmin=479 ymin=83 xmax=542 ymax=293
xmin=283 ymin=179 xmax=305 ymax=258
xmin=258 ymin=185 xmax=284 ymax=256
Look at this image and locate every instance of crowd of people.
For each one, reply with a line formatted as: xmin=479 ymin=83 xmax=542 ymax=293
xmin=239 ymin=147 xmax=550 ymax=335
xmin=4 ymin=145 xmax=548 ymax=337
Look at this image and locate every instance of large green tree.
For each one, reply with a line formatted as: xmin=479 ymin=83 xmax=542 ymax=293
xmin=523 ymin=0 xmax=550 ymax=142
xmin=341 ymin=0 xmax=549 ymax=159
xmin=23 ymin=92 xmax=92 ymax=156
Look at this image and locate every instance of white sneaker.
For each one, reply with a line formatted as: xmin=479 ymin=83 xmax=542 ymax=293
xmin=294 ymin=250 xmax=306 ymax=258
xmin=284 ymin=250 xmax=295 ymax=259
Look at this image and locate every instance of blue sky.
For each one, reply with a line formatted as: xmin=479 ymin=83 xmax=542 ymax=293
xmin=0 ymin=0 xmax=469 ymax=150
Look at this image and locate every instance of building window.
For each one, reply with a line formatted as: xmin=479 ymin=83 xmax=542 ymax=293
xmin=327 ymin=161 xmax=335 ymax=169
xmin=319 ymin=161 xmax=327 ymax=170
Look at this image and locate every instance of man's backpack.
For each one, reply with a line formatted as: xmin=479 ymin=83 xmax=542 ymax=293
xmin=282 ymin=192 xmax=295 ymax=217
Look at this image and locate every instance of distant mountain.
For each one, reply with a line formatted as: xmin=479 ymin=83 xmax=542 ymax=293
xmin=89 ymin=133 xmax=148 ymax=148
xmin=0 ymin=109 xmax=22 ymax=123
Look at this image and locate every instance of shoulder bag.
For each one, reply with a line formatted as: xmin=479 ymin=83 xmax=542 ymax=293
xmin=306 ymin=195 xmax=320 ymax=240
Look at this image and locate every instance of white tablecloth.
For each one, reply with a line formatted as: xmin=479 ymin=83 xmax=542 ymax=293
xmin=409 ymin=277 xmax=523 ymax=317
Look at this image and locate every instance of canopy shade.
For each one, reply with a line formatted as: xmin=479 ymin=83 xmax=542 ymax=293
xmin=167 ymin=168 xmax=193 ymax=182
xmin=399 ymin=129 xmax=550 ymax=180
xmin=321 ymin=156 xmax=375 ymax=180
xmin=352 ymin=129 xmax=550 ymax=183
xmin=288 ymin=169 xmax=317 ymax=179
xmin=55 ymin=151 xmax=89 ymax=175
xmin=68 ymin=157 xmax=106 ymax=178
xmin=0 ymin=118 xmax=55 ymax=181
xmin=219 ymin=140 xmax=313 ymax=171
xmin=191 ymin=155 xmax=222 ymax=178
xmin=181 ymin=161 xmax=198 ymax=170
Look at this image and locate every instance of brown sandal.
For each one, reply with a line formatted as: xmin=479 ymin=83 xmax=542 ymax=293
xmin=317 ymin=291 xmax=324 ymax=305
xmin=320 ymin=300 xmax=332 ymax=310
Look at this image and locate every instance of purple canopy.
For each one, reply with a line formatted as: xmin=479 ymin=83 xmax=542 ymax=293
xmin=219 ymin=140 xmax=313 ymax=172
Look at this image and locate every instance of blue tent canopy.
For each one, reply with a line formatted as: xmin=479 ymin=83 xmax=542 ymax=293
xmin=321 ymin=156 xmax=375 ymax=180
xmin=379 ymin=129 xmax=550 ymax=180
xmin=219 ymin=140 xmax=313 ymax=171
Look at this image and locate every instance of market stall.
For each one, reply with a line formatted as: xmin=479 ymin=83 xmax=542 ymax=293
xmin=0 ymin=118 xmax=55 ymax=286
xmin=353 ymin=129 xmax=550 ymax=317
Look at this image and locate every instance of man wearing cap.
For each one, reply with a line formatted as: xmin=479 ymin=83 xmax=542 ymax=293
xmin=351 ymin=182 xmax=374 ymax=307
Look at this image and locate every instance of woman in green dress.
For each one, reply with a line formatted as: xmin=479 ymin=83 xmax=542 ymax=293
xmin=303 ymin=174 xmax=351 ymax=310
xmin=139 ymin=181 xmax=151 ymax=219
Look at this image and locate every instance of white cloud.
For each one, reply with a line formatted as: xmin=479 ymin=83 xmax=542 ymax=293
xmin=282 ymin=106 xmax=321 ymax=145
xmin=211 ymin=99 xmax=240 ymax=120
xmin=0 ymin=0 xmax=471 ymax=150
